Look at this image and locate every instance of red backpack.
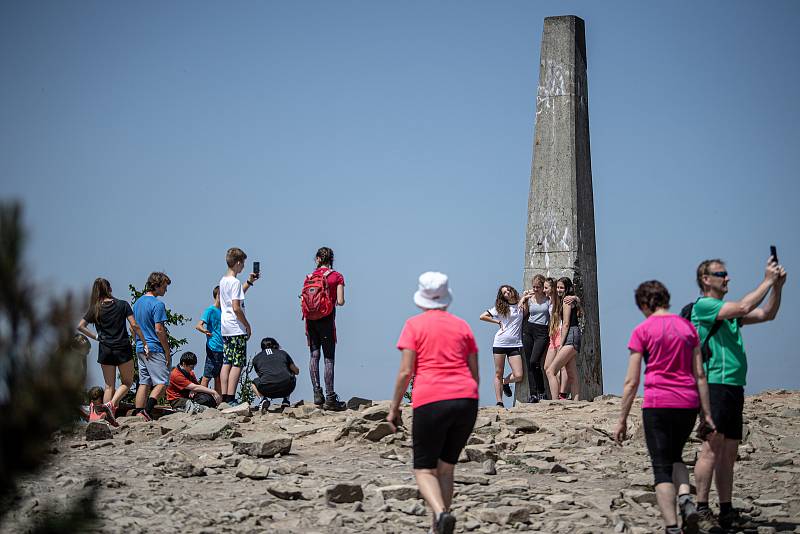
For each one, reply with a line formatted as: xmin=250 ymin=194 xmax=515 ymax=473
xmin=301 ymin=269 xmax=334 ymax=320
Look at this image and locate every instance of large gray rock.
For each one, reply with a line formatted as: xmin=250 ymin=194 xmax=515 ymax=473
xmin=347 ymin=397 xmax=372 ymax=410
xmin=364 ymin=422 xmax=395 ymax=442
xmin=221 ymin=403 xmax=251 ymax=417
xmin=232 ymin=433 xmax=292 ymax=458
xmin=235 ymin=459 xmax=271 ymax=480
xmin=325 ymin=483 xmax=364 ymax=504
xmin=376 ymin=485 xmax=418 ymax=501
xmin=85 ymin=421 xmax=112 ymax=441
xmin=182 ymin=418 xmax=231 ymax=440
xmin=505 ymin=416 xmax=540 ymax=433
xmin=360 ymin=404 xmax=390 ymax=421
xmin=159 ymin=418 xmax=188 ymax=435
xmin=464 ymin=445 xmax=498 ymax=463
xmin=163 ymin=450 xmax=205 ymax=477
xmin=478 ymin=506 xmax=530 ymax=525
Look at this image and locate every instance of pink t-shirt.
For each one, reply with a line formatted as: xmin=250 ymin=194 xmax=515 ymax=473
xmin=628 ymin=314 xmax=700 ymax=409
xmin=397 ymin=310 xmax=479 ymax=409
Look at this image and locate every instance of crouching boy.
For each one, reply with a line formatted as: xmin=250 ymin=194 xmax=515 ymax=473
xmin=251 ymin=337 xmax=299 ymax=412
xmin=167 ymin=352 xmax=222 ymax=413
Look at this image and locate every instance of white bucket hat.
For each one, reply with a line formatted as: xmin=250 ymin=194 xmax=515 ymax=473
xmin=413 ymin=271 xmax=453 ymax=309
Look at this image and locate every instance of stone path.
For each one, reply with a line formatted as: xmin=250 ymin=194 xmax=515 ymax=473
xmin=4 ymin=391 xmax=800 ymax=533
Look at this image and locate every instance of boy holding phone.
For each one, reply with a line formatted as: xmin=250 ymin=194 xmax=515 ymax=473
xmin=218 ymin=247 xmax=259 ymax=404
xmin=690 ymin=252 xmax=786 ymax=531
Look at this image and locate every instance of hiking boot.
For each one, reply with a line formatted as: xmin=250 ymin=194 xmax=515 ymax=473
xmin=323 ymin=393 xmax=346 ymax=411
xmin=679 ymin=496 xmax=699 ymax=534
xmin=695 ymin=508 xmax=723 ymax=533
xmin=502 ymin=384 xmax=512 ymax=397
xmin=313 ymin=387 xmax=325 ymax=406
xmin=718 ymin=508 xmax=747 ymax=530
xmin=434 ymin=511 xmax=456 ymax=534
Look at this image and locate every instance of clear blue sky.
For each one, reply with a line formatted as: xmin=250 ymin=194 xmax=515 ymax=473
xmin=2 ymin=1 xmax=798 ymax=405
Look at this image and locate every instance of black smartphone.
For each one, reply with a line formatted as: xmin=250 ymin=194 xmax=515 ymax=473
xmin=253 ymin=261 xmax=260 ymax=275
xmin=770 ymin=245 xmax=778 ymax=264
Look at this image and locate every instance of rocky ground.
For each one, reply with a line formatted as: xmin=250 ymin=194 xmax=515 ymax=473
xmin=3 ymin=391 xmax=800 ymax=533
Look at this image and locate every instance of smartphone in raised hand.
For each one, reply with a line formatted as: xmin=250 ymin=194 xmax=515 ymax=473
xmin=253 ymin=261 xmax=261 ymax=275
xmin=770 ymin=246 xmax=778 ymax=264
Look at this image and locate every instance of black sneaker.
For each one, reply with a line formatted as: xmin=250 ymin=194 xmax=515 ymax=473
xmin=323 ymin=393 xmax=346 ymax=411
xmin=495 ymin=401 xmax=504 ymax=408
xmin=280 ymin=397 xmax=291 ymax=408
xmin=695 ymin=508 xmax=723 ymax=534
xmin=434 ymin=511 xmax=456 ymax=534
xmin=258 ymin=398 xmax=270 ymax=414
xmin=502 ymin=384 xmax=512 ymax=397
xmin=313 ymin=387 xmax=324 ymax=406
xmin=679 ymin=496 xmax=699 ymax=534
xmin=718 ymin=508 xmax=747 ymax=531
xmin=526 ymin=395 xmax=540 ymax=403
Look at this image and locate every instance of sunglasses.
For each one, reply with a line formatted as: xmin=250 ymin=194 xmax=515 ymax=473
xmin=707 ymin=271 xmax=728 ymax=278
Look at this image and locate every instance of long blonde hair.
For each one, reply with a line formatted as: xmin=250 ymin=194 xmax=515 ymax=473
xmin=545 ymin=277 xmax=560 ymax=337
xmin=88 ymin=278 xmax=113 ymax=323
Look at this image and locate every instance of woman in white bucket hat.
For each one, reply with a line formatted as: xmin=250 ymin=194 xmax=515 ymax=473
xmin=387 ymin=272 xmax=479 ymax=534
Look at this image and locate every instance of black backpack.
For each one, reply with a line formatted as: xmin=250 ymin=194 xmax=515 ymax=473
xmin=680 ymin=300 xmax=722 ymax=363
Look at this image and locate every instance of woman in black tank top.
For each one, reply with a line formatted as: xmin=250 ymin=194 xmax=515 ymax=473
xmin=544 ymin=277 xmax=583 ymax=401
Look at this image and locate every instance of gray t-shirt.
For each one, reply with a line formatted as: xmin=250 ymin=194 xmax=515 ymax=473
xmin=527 ymin=298 xmax=550 ymax=325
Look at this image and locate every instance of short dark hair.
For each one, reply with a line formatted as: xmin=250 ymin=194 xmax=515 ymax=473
xmin=261 ymin=337 xmax=280 ymax=350
xmin=696 ymin=258 xmax=724 ymax=292
xmin=213 ymin=285 xmax=220 ymax=299
xmin=87 ymin=386 xmax=103 ymax=402
xmin=180 ymin=352 xmax=198 ymax=366
xmin=634 ymin=280 xmax=671 ymax=311
xmin=146 ymin=272 xmax=171 ymax=292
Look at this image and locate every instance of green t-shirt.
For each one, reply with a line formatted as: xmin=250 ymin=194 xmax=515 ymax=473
xmin=691 ymin=296 xmax=747 ymax=386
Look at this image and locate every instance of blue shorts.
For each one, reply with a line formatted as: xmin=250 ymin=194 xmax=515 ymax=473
xmin=204 ymin=345 xmax=224 ymax=379
xmin=137 ymin=351 xmax=169 ymax=386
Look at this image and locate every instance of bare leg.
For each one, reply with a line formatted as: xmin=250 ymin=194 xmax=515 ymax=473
xmin=543 ymin=346 xmax=558 ymax=399
xmin=201 ymin=377 xmax=211 ymax=388
xmin=415 ymin=467 xmax=445 ymax=528
xmin=437 ymin=461 xmax=456 ymax=511
xmin=503 ymin=355 xmax=524 ymax=385
xmin=493 ymin=354 xmax=505 ymax=403
xmin=226 ymin=365 xmax=242 ymax=399
xmin=111 ymin=360 xmax=134 ymax=407
xmin=135 ymin=384 xmax=151 ymax=409
xmin=212 ymin=374 xmax=221 ymax=394
xmin=655 ymin=482 xmax=678 ymax=526
xmin=565 ymin=355 xmax=580 ymax=400
xmin=694 ymin=433 xmax=723 ymax=502
xmin=220 ymin=363 xmax=232 ymax=396
xmin=714 ymin=438 xmax=739 ymax=503
xmin=250 ymin=383 xmax=260 ymax=398
xmin=100 ymin=364 xmax=117 ymax=404
xmin=673 ymin=462 xmax=690 ymax=496
xmin=150 ymin=383 xmax=166 ymax=402
xmin=546 ymin=346 xmax=576 ymax=400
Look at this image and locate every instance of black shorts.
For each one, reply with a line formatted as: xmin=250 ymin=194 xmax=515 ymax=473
xmin=642 ymin=408 xmax=697 ymax=484
xmin=412 ymin=398 xmax=478 ymax=469
xmin=708 ymin=383 xmax=744 ymax=440
xmin=492 ymin=346 xmax=522 ymax=357
xmin=306 ymin=313 xmax=336 ymax=351
xmin=98 ymin=345 xmax=133 ymax=366
xmin=254 ymin=376 xmax=296 ymax=399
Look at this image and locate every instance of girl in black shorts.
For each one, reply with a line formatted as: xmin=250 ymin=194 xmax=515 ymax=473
xmin=77 ymin=277 xmax=148 ymax=421
xmin=480 ymin=285 xmax=524 ymax=407
xmin=544 ymin=277 xmax=582 ymax=400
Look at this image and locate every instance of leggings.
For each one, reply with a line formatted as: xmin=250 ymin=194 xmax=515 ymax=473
xmin=642 ymin=408 xmax=697 ymax=484
xmin=522 ymin=322 xmax=549 ymax=397
xmin=307 ymin=314 xmax=336 ymax=393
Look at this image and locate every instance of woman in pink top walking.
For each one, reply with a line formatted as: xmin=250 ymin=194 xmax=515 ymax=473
xmin=387 ymin=272 xmax=479 ymax=534
xmin=614 ymin=281 xmax=716 ymax=534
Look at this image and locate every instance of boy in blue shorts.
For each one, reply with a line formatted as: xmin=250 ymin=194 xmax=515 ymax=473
xmin=132 ymin=271 xmax=172 ymax=420
xmin=195 ymin=285 xmax=224 ymax=394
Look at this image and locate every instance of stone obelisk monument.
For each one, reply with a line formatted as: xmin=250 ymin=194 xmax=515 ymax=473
xmin=516 ymin=15 xmax=602 ymax=403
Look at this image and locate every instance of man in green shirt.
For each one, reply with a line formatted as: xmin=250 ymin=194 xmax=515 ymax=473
xmin=691 ymin=257 xmax=786 ymax=532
